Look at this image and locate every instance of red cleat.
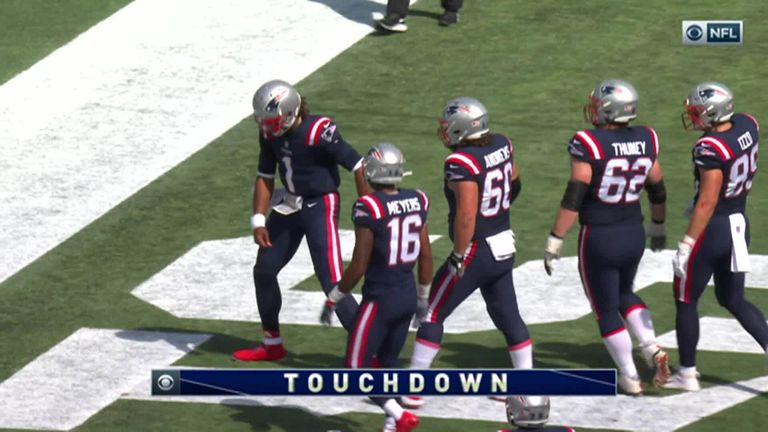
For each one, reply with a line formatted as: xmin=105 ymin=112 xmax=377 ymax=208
xmin=232 ymin=344 xmax=286 ymax=362
xmin=399 ymin=396 xmax=424 ymax=409
xmin=395 ymin=411 xmax=419 ymax=432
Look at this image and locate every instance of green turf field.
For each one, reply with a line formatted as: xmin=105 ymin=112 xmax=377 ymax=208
xmin=1 ymin=0 xmax=767 ymax=431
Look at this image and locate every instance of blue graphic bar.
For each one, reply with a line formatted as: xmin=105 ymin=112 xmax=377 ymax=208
xmin=151 ymin=369 xmax=616 ymax=397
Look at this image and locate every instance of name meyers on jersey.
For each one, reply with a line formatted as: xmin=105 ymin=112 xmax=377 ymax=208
xmin=483 ymin=145 xmax=511 ymax=168
xmin=386 ymin=197 xmax=422 ymax=215
xmin=610 ymin=140 xmax=647 ymax=156
xmin=282 ymin=371 xmax=510 ymax=394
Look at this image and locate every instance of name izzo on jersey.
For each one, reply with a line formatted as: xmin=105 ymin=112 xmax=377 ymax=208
xmin=483 ymin=146 xmax=510 ymax=168
xmin=611 ymin=141 xmax=646 ymax=156
xmin=386 ymin=198 xmax=421 ymax=215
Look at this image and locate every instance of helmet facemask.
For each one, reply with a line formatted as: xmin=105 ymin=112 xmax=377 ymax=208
xmin=682 ymin=100 xmax=709 ymax=131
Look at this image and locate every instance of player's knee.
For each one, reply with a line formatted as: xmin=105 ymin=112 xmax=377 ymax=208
xmin=716 ymin=293 xmax=743 ymax=312
xmin=597 ymin=313 xmax=624 ymax=336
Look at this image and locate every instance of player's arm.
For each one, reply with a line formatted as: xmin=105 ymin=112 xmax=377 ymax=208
xmin=319 ymin=121 xmax=370 ymax=196
xmin=450 ymin=180 xmax=478 ymax=255
xmin=252 ymin=137 xmax=277 ymax=247
xmin=644 ymin=160 xmax=667 ymax=251
xmin=321 ymin=224 xmax=373 ymax=326
xmin=686 ymin=167 xmax=721 ymax=240
xmin=544 ymin=158 xmax=591 ymax=275
xmin=413 ymin=223 xmax=434 ymax=328
xmin=509 ymin=161 xmax=522 ymax=204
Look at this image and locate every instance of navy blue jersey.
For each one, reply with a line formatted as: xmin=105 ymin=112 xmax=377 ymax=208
xmin=257 ymin=115 xmax=363 ymax=197
xmin=691 ymin=113 xmax=759 ymax=216
xmin=444 ymin=134 xmax=515 ymax=240
xmin=568 ymin=126 xmax=659 ymax=225
xmin=352 ymin=189 xmax=429 ymax=291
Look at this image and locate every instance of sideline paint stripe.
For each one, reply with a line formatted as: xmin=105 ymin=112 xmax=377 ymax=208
xmin=0 ymin=328 xmax=210 ymax=430
xmin=0 ymin=0 xmax=400 ymax=285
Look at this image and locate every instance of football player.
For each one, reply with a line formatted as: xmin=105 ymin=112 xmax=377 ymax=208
xmin=665 ymin=82 xmax=768 ymax=391
xmin=499 ymin=396 xmax=576 ymax=432
xmin=320 ymin=143 xmax=431 ymax=432
xmin=543 ymin=79 xmax=670 ymax=395
xmin=401 ymin=97 xmax=532 ymax=409
xmin=233 ymin=79 xmax=369 ymax=362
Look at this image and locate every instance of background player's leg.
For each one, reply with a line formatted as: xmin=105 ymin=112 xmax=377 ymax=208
xmin=713 ymin=264 xmax=768 ymax=352
xmin=385 ymin=0 xmax=410 ymax=18
xmin=235 ymin=212 xmax=303 ymax=361
xmin=412 ymin=243 xmax=481 ymax=369
xmin=480 ymin=263 xmax=532 ymax=368
xmin=579 ymin=226 xmax=639 ymax=392
xmin=303 ymin=192 xmax=359 ymax=331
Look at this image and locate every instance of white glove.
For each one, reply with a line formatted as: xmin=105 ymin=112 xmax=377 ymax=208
xmin=673 ymin=236 xmax=696 ymax=278
xmin=412 ymin=284 xmax=430 ymax=329
xmin=544 ymin=233 xmax=563 ymax=276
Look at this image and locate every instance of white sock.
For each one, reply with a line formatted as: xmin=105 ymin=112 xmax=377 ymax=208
xmin=383 ymin=399 xmax=404 ymax=420
xmin=679 ymin=366 xmax=697 ymax=377
xmin=602 ymin=328 xmax=638 ymax=378
xmin=410 ymin=338 xmax=440 ymax=369
xmin=263 ymin=330 xmax=282 ymax=346
xmin=508 ymin=340 xmax=533 ymax=369
xmin=624 ymin=307 xmax=656 ymax=346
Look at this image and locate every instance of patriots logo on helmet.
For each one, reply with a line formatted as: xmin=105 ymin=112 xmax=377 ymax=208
xmin=445 ymin=104 xmax=472 ymax=116
xmin=601 ymin=85 xmax=618 ymax=95
xmin=265 ymin=88 xmax=289 ymax=113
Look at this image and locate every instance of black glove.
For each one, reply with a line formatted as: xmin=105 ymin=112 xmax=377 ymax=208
xmin=647 ymin=220 xmax=667 ymax=252
xmin=448 ymin=251 xmax=465 ymax=278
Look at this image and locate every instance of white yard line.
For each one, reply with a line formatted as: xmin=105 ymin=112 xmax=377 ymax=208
xmin=0 ymin=328 xmax=209 ymax=430
xmin=0 ymin=0 xmax=397 ymax=284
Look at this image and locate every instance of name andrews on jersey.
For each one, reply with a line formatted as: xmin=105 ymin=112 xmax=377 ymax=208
xmin=484 ymin=145 xmax=510 ymax=168
xmin=386 ymin=197 xmax=422 ymax=215
xmin=611 ymin=140 xmax=647 ymax=156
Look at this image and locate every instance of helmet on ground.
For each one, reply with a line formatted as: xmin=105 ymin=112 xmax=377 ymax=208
xmin=682 ymin=81 xmax=734 ymax=130
xmin=584 ymin=79 xmax=638 ymax=125
xmin=252 ymin=79 xmax=302 ymax=138
xmin=438 ymin=97 xmax=489 ymax=147
xmin=506 ymin=396 xmax=550 ymax=428
xmin=364 ymin=142 xmax=405 ymax=185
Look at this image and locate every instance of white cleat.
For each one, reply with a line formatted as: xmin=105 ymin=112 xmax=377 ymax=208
xmin=618 ymin=374 xmax=643 ymax=396
xmin=641 ymin=343 xmax=672 ymax=387
xmin=382 ymin=416 xmax=396 ymax=432
xmin=663 ymin=370 xmax=701 ymax=392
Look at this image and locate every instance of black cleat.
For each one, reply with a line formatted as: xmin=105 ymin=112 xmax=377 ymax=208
xmin=438 ymin=10 xmax=459 ymax=26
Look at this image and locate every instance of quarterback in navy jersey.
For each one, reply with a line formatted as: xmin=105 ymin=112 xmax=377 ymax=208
xmin=401 ymin=97 xmax=532 ymax=410
xmin=233 ymin=79 xmax=369 ymax=362
xmin=320 ymin=143 xmax=431 ymax=432
xmin=665 ymin=82 xmax=768 ymax=391
xmin=543 ymin=80 xmax=670 ymax=395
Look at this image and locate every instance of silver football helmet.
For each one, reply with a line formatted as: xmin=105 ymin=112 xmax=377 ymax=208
xmin=438 ymin=97 xmax=490 ymax=147
xmin=506 ymin=396 xmax=550 ymax=428
xmin=682 ymin=81 xmax=734 ymax=130
xmin=584 ymin=79 xmax=638 ymax=125
xmin=364 ymin=142 xmax=405 ymax=185
xmin=252 ymin=79 xmax=302 ymax=139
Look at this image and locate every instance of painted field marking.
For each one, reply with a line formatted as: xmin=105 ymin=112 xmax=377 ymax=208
xmin=0 ymin=0 xmax=394 ymax=285
xmin=0 ymin=328 xmax=210 ymax=430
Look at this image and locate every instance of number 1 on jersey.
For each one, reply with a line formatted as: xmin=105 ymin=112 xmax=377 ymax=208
xmin=386 ymin=214 xmax=423 ymax=265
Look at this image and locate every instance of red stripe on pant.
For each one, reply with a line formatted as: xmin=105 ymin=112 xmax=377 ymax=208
xmin=323 ymin=192 xmax=342 ymax=284
xmin=426 ymin=242 xmax=477 ymax=323
xmin=578 ymin=225 xmax=600 ymax=319
xmin=345 ymin=302 xmax=378 ymax=368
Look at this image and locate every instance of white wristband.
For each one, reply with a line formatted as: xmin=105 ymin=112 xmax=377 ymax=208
xmin=250 ymin=213 xmax=266 ymax=230
xmin=417 ymin=284 xmax=431 ymax=300
xmin=682 ymin=235 xmax=696 ymax=246
xmin=327 ymin=286 xmax=346 ymax=303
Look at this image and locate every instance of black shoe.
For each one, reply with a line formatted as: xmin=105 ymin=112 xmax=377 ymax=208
xmin=376 ymin=13 xmax=408 ymax=33
xmin=438 ymin=10 xmax=459 ymax=26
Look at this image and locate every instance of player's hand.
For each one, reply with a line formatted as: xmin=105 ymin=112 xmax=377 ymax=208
xmin=447 ymin=251 xmax=465 ymax=278
xmin=647 ymin=220 xmax=667 ymax=252
xmin=673 ymin=236 xmax=696 ymax=278
xmin=544 ymin=233 xmax=563 ymax=276
xmin=320 ymin=286 xmax=346 ymax=326
xmin=412 ymin=297 xmax=429 ymax=329
xmin=319 ymin=300 xmax=335 ymax=326
xmin=253 ymin=227 xmax=272 ymax=248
